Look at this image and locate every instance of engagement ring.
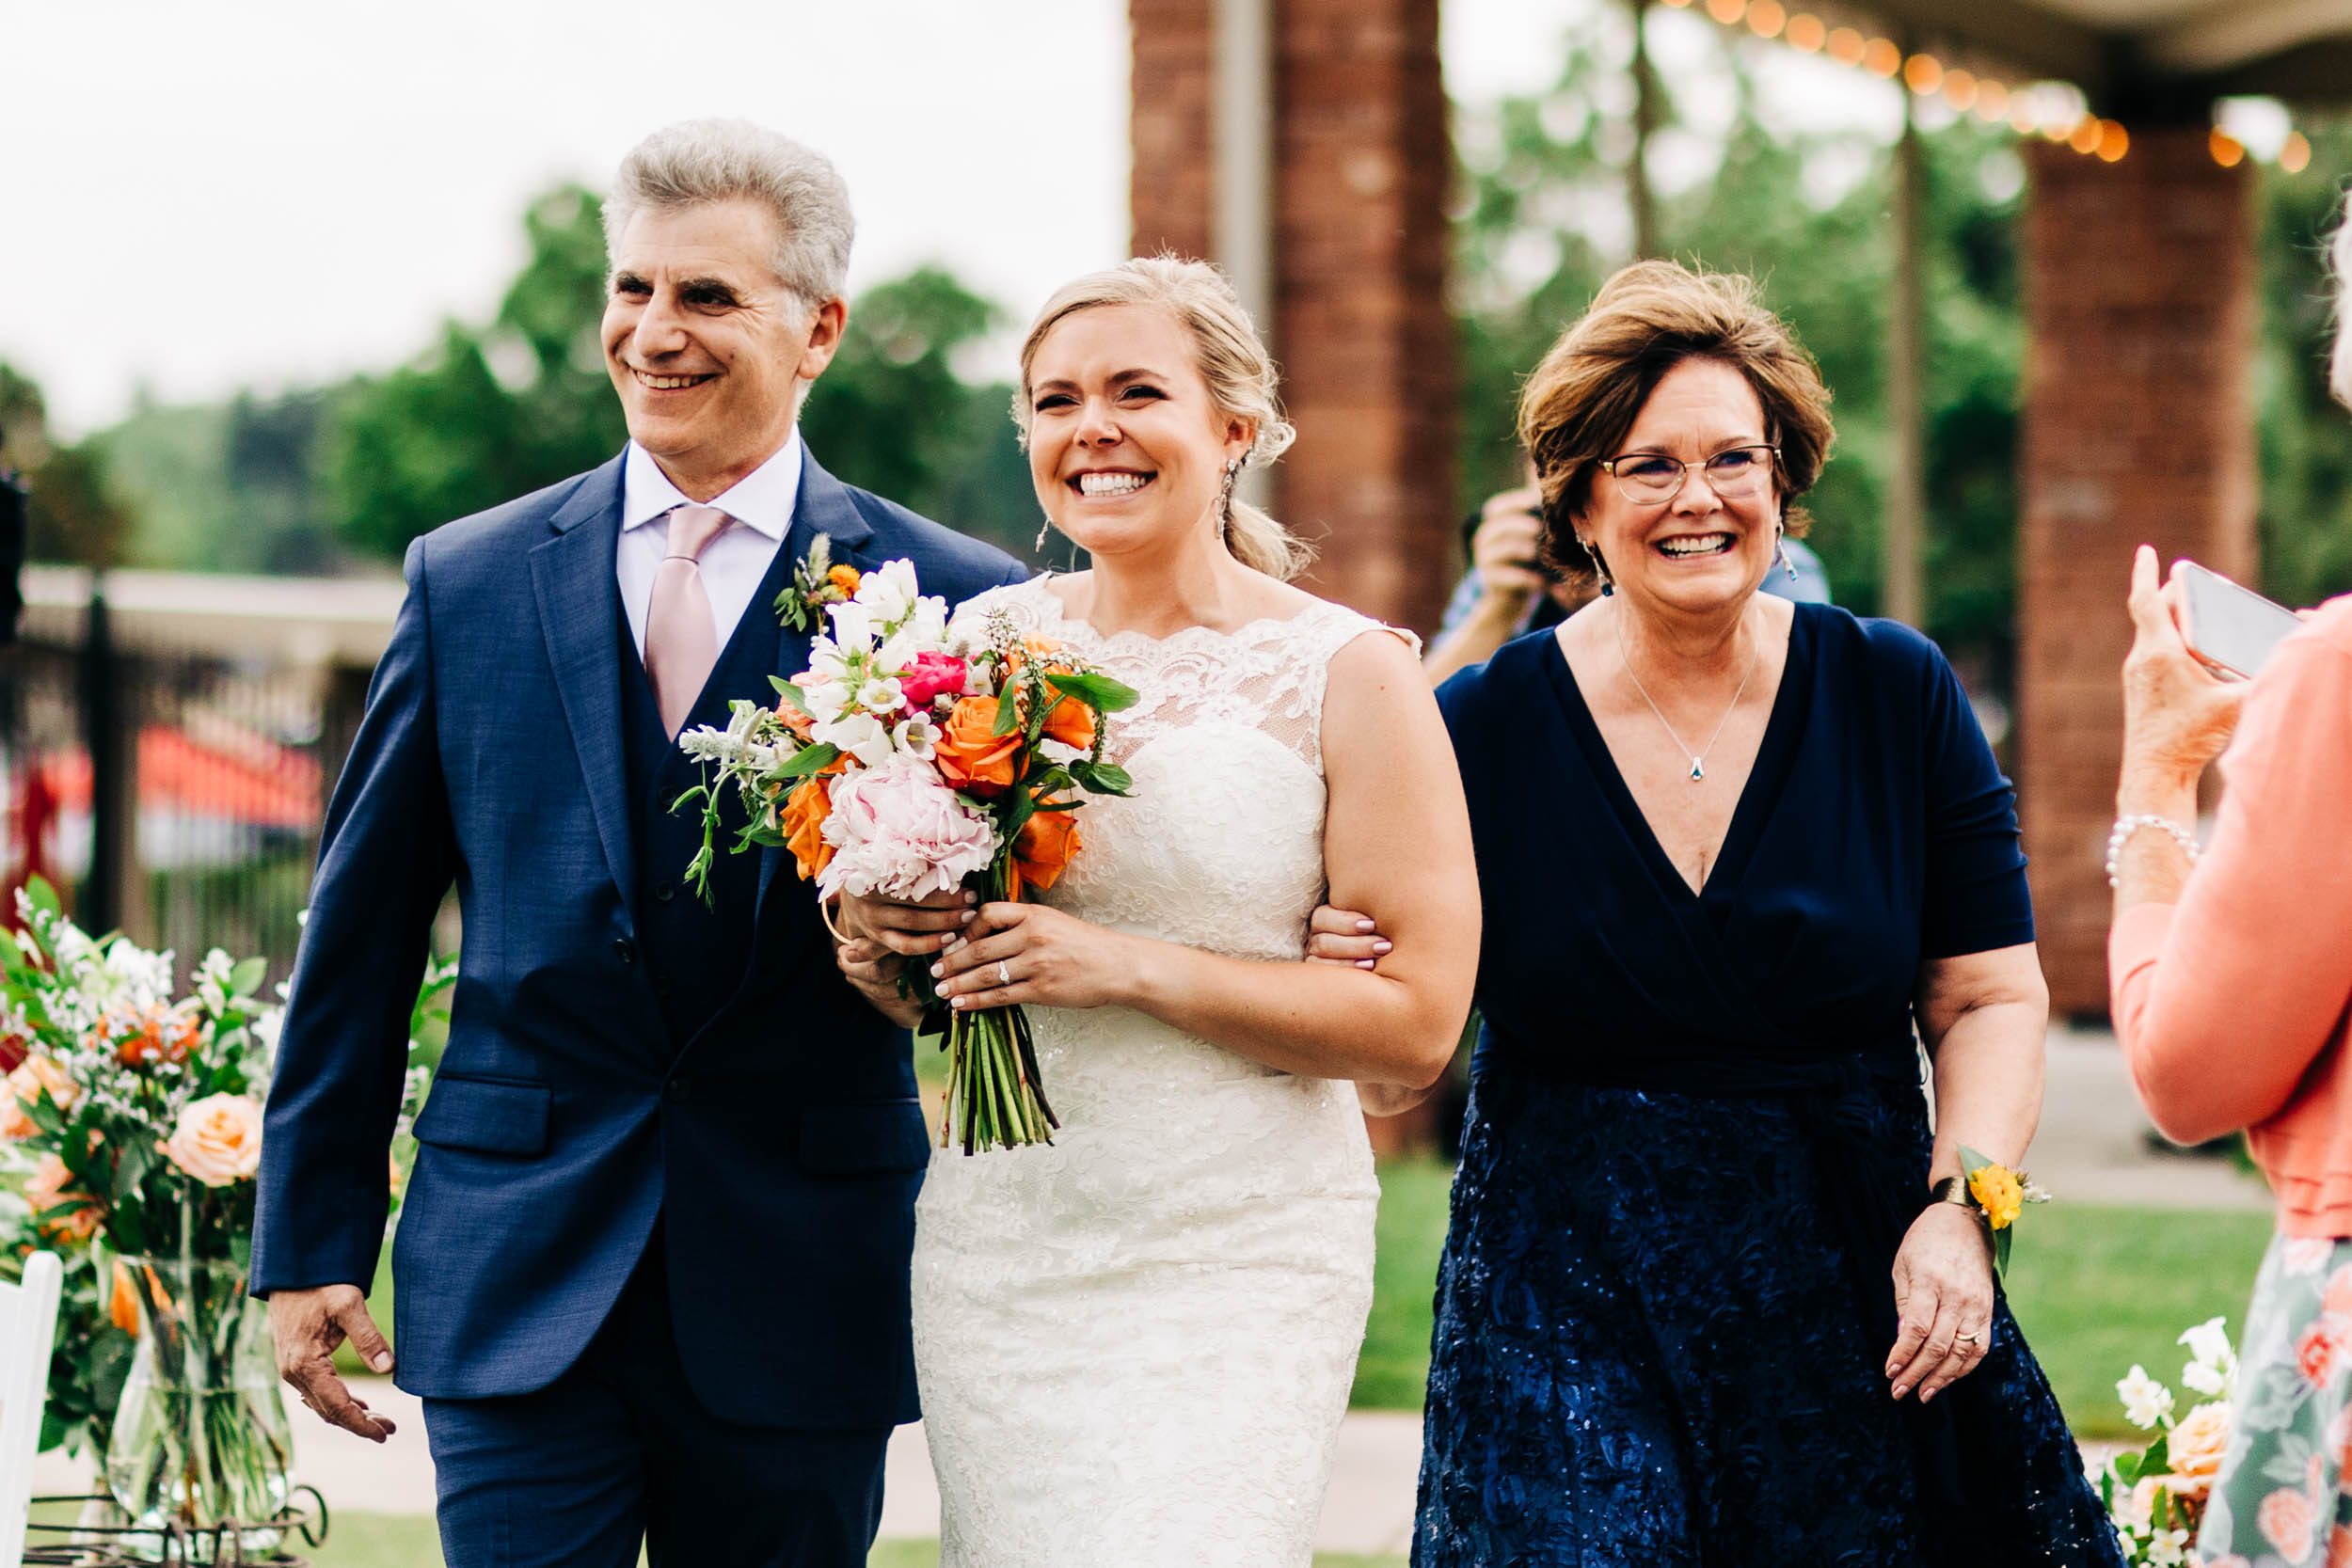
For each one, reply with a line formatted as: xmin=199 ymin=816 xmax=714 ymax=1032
xmin=997 ymin=960 xmax=1011 ymax=987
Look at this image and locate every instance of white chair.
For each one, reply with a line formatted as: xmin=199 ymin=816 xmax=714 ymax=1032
xmin=0 ymin=1253 xmax=62 ymax=1568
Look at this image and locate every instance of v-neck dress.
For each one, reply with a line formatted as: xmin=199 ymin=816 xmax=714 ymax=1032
xmin=1413 ymin=604 xmax=2122 ymax=1568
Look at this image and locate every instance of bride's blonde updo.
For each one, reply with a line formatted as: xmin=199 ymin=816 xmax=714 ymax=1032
xmin=1012 ymin=256 xmax=1312 ymax=581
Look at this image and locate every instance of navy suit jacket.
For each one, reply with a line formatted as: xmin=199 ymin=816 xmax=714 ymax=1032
xmin=251 ymin=450 xmax=1027 ymax=1428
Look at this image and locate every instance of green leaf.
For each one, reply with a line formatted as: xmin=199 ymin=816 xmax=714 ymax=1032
xmin=228 ymin=957 xmax=268 ymax=1000
xmin=23 ymin=876 xmax=59 ymax=923
xmin=2139 ymin=1433 xmax=2169 ymax=1478
xmin=771 ymin=678 xmax=811 ymax=714
xmin=1044 ymin=671 xmax=1139 ymax=712
xmin=1993 ymin=1226 xmax=2012 ymax=1275
xmin=669 ymin=784 xmax=709 ymax=816
xmin=992 ymin=683 xmax=1020 ymax=737
xmin=1072 ymin=761 xmax=1134 ymax=796
xmin=1958 ymin=1145 xmax=1994 ymax=1178
xmin=776 ymin=744 xmax=841 ymax=780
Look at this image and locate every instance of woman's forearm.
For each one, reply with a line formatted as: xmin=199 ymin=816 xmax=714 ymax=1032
xmin=1112 ymin=933 xmax=1467 ymax=1089
xmin=1923 ymin=998 xmax=2045 ymax=1181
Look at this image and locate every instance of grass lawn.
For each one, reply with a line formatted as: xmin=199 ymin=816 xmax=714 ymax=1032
xmin=1353 ymin=1156 xmax=2274 ymax=1442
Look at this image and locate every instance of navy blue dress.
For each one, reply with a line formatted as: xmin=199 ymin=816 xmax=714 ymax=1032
xmin=1415 ymin=605 xmax=2122 ymax=1568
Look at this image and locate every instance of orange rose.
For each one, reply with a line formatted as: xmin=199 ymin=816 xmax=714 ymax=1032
xmin=110 ymin=1008 xmax=194 ymax=1070
xmin=25 ymin=1153 xmax=98 ymax=1243
xmin=933 ymin=696 xmax=1022 ymax=798
xmin=108 ymin=1259 xmax=140 ymax=1334
xmin=1039 ymin=686 xmax=1098 ymax=752
xmin=1009 ymin=804 xmax=1082 ymax=902
xmin=779 ymin=776 xmax=836 ymax=883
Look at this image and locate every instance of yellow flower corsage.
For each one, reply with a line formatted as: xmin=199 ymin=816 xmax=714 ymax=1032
xmin=776 ymin=533 xmax=861 ymax=633
xmin=1959 ymin=1145 xmax=2051 ymax=1273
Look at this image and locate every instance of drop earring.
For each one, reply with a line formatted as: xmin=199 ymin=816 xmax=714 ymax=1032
xmin=1218 ymin=455 xmax=1243 ymax=528
xmin=1775 ymin=526 xmax=1797 ymax=582
xmin=1581 ymin=538 xmax=1614 ymax=597
xmin=1035 ymin=516 xmax=1053 ymax=553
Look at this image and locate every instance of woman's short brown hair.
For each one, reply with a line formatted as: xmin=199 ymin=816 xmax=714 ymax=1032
xmin=1517 ymin=260 xmax=1836 ymax=584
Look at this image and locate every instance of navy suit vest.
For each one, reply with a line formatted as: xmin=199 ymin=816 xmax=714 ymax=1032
xmin=619 ymin=536 xmax=800 ymax=1046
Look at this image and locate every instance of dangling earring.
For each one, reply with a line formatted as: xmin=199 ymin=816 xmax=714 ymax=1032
xmin=1218 ymin=455 xmax=1243 ymax=529
xmin=1035 ymin=515 xmax=1053 ymax=553
xmin=1775 ymin=525 xmax=1797 ymax=583
xmin=1581 ymin=537 xmax=1614 ymax=597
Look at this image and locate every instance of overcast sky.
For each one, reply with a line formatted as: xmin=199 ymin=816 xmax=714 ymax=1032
xmin=3 ymin=0 xmax=1892 ymax=438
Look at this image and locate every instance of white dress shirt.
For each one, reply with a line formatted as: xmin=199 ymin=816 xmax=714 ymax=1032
xmin=615 ymin=432 xmax=803 ymax=660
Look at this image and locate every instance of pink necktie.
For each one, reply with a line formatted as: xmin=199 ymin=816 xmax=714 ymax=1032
xmin=644 ymin=504 xmax=733 ymax=736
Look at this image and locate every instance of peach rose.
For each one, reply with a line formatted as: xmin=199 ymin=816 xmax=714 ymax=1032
xmin=2166 ymin=1401 xmax=2230 ymax=1492
xmin=779 ymin=775 xmax=836 ymax=883
xmin=160 ymin=1093 xmax=262 ymax=1187
xmin=933 ymin=696 xmax=1022 ymax=798
xmin=3 ymin=1055 xmax=80 ymax=1138
xmin=1009 ymin=804 xmax=1082 ymax=902
xmin=1038 ymin=686 xmax=1098 ymax=753
xmin=24 ymin=1153 xmax=98 ymax=1243
xmin=2260 ymin=1485 xmax=2317 ymax=1560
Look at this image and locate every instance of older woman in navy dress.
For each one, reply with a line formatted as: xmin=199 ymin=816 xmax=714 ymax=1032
xmin=1321 ymin=261 xmax=2118 ymax=1565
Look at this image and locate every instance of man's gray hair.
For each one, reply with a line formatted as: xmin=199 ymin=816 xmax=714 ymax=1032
xmin=2333 ymin=189 xmax=2352 ymax=410
xmin=604 ymin=119 xmax=855 ymax=312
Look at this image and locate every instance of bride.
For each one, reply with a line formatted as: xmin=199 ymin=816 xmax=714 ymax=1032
xmin=834 ymin=256 xmax=1478 ymax=1563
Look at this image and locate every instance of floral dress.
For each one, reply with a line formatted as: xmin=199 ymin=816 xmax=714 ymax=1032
xmin=2197 ymin=1235 xmax=2352 ymax=1567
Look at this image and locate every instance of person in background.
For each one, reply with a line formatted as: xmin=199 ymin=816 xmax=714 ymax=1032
xmin=2107 ymin=198 xmax=2352 ymax=1567
xmin=1424 ymin=474 xmax=1831 ymax=684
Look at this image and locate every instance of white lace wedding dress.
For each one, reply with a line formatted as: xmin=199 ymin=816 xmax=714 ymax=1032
xmin=911 ymin=577 xmax=1406 ymax=1566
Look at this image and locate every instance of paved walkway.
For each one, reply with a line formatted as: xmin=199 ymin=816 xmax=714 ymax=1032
xmin=39 ymin=1029 xmax=2263 ymax=1551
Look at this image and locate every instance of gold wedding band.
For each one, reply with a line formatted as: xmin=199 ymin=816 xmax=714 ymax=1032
xmin=997 ymin=960 xmax=1011 ymax=987
xmin=1956 ymin=1329 xmax=1984 ymax=1344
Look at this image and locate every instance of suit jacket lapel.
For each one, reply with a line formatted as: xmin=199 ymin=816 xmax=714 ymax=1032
xmin=754 ymin=454 xmax=878 ymax=930
xmin=528 ymin=455 xmax=639 ymax=913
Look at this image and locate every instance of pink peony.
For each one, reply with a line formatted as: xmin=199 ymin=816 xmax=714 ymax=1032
xmin=816 ymin=755 xmax=998 ymax=902
xmin=898 ymin=651 xmax=971 ymax=713
xmin=160 ymin=1093 xmax=262 ymax=1187
xmin=2259 ymin=1485 xmax=2316 ymax=1560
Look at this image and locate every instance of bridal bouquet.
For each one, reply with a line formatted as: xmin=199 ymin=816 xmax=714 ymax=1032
xmin=2101 ymin=1317 xmax=2237 ymax=1565
xmin=678 ymin=547 xmax=1136 ymax=1153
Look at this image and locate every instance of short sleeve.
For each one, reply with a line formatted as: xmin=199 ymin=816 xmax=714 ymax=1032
xmin=1915 ymin=640 xmax=2035 ymax=958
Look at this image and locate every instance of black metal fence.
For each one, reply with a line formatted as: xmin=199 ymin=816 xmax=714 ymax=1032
xmin=3 ymin=573 xmax=388 ymax=984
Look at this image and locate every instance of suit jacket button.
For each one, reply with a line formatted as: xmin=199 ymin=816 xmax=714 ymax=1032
xmin=613 ymin=938 xmax=636 ymax=965
xmin=654 ymin=881 xmax=677 ymax=903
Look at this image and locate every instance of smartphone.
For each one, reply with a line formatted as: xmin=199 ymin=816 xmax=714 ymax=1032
xmin=2179 ymin=562 xmax=2303 ymax=680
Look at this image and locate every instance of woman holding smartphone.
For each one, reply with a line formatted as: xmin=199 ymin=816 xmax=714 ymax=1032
xmin=2109 ymin=201 xmax=2352 ymax=1561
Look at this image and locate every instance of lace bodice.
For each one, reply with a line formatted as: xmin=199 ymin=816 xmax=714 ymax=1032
xmin=910 ymin=576 xmax=1410 ymax=1565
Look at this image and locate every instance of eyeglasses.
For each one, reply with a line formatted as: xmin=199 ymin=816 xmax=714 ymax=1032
xmin=1595 ymin=444 xmax=1778 ymax=504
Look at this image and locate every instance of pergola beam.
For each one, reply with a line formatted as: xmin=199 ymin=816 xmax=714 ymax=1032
xmin=2146 ymin=0 xmax=2352 ymax=76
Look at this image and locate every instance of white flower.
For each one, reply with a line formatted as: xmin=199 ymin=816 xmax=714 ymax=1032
xmin=816 ymin=754 xmax=997 ymax=901
xmin=2146 ymin=1526 xmax=2188 ymax=1566
xmin=908 ymin=594 xmax=949 ymax=644
xmin=893 ymin=713 xmax=939 ymax=760
xmin=252 ymin=1006 xmax=284 ymax=1060
xmin=825 ymin=598 xmax=878 ymax=654
xmin=2117 ymin=1364 xmax=2175 ymax=1430
xmin=852 ymin=559 xmax=920 ymax=625
xmin=2179 ymin=1316 xmax=2234 ymax=1370
xmin=812 ymin=712 xmax=895 ymax=768
xmin=856 ymin=675 xmax=906 ymax=714
xmin=2180 ymin=1361 xmax=2229 ymax=1398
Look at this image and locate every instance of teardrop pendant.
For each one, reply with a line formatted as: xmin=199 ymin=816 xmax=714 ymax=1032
xmin=1689 ymin=758 xmax=1705 ymax=782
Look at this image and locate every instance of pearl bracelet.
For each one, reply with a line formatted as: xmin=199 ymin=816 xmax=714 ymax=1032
xmin=2106 ymin=813 xmax=2201 ymax=889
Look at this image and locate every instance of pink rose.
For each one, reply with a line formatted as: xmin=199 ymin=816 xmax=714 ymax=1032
xmin=160 ymin=1093 xmax=262 ymax=1187
xmin=2259 ymin=1485 xmax=2316 ymax=1560
xmin=24 ymin=1152 xmax=98 ymax=1243
xmin=898 ymin=651 xmax=971 ymax=713
xmin=816 ymin=755 xmax=998 ymax=902
xmin=2 ymin=1055 xmax=80 ymax=1139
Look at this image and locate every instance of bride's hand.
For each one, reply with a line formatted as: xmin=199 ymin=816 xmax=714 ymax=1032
xmin=1306 ymin=905 xmax=1391 ymax=969
xmin=931 ymin=903 xmax=1136 ymax=1012
xmin=834 ymin=936 xmax=928 ymax=1029
xmin=835 ymin=886 xmax=977 ymax=957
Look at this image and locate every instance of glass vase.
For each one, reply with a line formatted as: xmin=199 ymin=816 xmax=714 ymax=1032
xmin=104 ymin=1258 xmax=294 ymax=1561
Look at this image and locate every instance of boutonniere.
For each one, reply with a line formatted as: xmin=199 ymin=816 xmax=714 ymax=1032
xmin=774 ymin=533 xmax=862 ymax=632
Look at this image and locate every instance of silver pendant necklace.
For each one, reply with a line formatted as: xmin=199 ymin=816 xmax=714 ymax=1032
xmin=1613 ymin=609 xmax=1761 ymax=783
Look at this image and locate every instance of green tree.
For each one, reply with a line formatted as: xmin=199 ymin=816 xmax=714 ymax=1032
xmin=0 ymin=362 xmax=135 ymax=569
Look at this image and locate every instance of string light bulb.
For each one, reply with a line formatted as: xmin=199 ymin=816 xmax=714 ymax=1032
xmin=2210 ymin=129 xmax=2246 ymax=167
xmin=1783 ymin=12 xmax=1825 ymax=51
xmin=1862 ymin=37 xmax=1901 ymax=77
xmin=2282 ymin=132 xmax=2312 ymax=173
xmin=1902 ymin=54 xmax=1944 ymax=95
xmin=1747 ymin=1 xmax=1786 ymax=39
xmin=1706 ymin=0 xmax=1746 ymax=24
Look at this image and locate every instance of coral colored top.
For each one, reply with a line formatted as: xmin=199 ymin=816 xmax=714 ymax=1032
xmin=2112 ymin=595 xmax=2352 ymax=1235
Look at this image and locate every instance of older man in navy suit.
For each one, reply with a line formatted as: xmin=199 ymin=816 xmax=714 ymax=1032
xmin=252 ymin=119 xmax=1025 ymax=1568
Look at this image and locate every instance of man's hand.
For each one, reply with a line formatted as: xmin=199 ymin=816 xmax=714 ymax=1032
xmin=834 ymin=886 xmax=976 ymax=958
xmin=1467 ymin=486 xmax=1549 ymax=618
xmin=836 ymin=936 xmax=928 ymax=1028
xmin=268 ymin=1284 xmax=399 ymax=1442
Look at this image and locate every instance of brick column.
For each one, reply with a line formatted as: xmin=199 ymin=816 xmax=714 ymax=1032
xmin=2017 ymin=133 xmax=2257 ymax=1020
xmin=1129 ymin=0 xmax=1456 ymax=633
